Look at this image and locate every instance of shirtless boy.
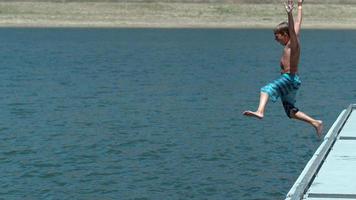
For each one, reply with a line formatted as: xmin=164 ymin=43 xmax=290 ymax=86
xmin=243 ymin=0 xmax=323 ymax=137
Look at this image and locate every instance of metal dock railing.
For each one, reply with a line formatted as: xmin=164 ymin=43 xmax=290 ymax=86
xmin=285 ymin=104 xmax=356 ymax=200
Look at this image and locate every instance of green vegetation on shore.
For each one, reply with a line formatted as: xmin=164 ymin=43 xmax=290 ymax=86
xmin=0 ymin=1 xmax=355 ymax=28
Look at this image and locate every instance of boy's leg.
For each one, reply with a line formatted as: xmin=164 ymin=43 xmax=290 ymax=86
xmin=290 ymin=111 xmax=323 ymax=138
xmin=243 ymin=75 xmax=283 ymax=119
xmin=282 ymin=90 xmax=323 ymax=137
xmin=281 ymin=94 xmax=323 ymax=138
xmin=243 ymin=92 xmax=269 ymax=119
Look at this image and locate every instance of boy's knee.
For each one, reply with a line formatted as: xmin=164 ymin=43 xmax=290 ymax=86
xmin=288 ymin=109 xmax=299 ymax=119
xmin=282 ymin=101 xmax=299 ymax=118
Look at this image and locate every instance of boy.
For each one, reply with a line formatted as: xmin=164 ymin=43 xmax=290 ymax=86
xmin=243 ymin=0 xmax=323 ymax=137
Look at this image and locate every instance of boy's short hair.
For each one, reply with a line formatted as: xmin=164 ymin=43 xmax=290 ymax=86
xmin=274 ymin=22 xmax=289 ymax=36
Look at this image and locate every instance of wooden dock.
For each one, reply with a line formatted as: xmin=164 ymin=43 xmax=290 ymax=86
xmin=286 ymin=104 xmax=356 ymax=200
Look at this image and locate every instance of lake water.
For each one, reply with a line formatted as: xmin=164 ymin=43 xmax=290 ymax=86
xmin=0 ymin=28 xmax=355 ymax=199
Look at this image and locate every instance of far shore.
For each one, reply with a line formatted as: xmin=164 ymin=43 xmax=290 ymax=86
xmin=0 ymin=2 xmax=355 ymax=29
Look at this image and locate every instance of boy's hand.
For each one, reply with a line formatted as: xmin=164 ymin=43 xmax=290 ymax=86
xmin=298 ymin=0 xmax=303 ymax=7
xmin=285 ymin=0 xmax=294 ymax=13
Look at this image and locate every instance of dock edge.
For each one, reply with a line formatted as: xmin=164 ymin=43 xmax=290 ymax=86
xmin=285 ymin=104 xmax=356 ymax=200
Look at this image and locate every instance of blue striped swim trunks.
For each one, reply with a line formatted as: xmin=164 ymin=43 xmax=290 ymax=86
xmin=261 ymin=73 xmax=301 ymax=117
xmin=261 ymin=73 xmax=301 ymax=102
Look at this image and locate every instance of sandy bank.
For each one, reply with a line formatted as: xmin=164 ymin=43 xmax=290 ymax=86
xmin=0 ymin=2 xmax=355 ymax=28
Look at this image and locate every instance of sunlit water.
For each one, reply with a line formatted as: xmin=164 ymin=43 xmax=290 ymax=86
xmin=0 ymin=28 xmax=355 ymax=199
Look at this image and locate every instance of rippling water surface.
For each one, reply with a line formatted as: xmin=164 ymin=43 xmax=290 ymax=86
xmin=0 ymin=28 xmax=356 ymax=199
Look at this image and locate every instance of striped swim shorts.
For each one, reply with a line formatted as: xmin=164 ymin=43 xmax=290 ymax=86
xmin=261 ymin=73 xmax=301 ymax=118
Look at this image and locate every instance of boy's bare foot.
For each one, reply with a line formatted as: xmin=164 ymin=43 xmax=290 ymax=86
xmin=313 ymin=120 xmax=323 ymax=138
xmin=243 ymin=111 xmax=263 ymax=119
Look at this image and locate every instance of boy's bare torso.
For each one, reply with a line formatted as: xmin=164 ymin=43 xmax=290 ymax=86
xmin=280 ymin=41 xmax=300 ymax=74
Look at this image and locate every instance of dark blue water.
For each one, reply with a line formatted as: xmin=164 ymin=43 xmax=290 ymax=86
xmin=0 ymin=28 xmax=355 ymax=199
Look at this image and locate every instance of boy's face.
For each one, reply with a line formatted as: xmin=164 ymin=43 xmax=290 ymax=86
xmin=274 ymin=32 xmax=288 ymax=46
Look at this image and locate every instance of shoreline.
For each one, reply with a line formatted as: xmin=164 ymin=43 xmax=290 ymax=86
xmin=0 ymin=2 xmax=355 ymax=29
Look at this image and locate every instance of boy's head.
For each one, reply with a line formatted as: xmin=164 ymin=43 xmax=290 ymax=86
xmin=274 ymin=22 xmax=289 ymax=46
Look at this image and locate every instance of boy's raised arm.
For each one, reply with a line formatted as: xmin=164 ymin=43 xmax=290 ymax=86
xmin=294 ymin=0 xmax=303 ymax=36
xmin=285 ymin=0 xmax=297 ymax=44
xmin=285 ymin=0 xmax=299 ymax=67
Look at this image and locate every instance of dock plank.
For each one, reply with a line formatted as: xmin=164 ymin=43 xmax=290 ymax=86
xmin=306 ymin=140 xmax=356 ymax=198
xmin=338 ymin=109 xmax=356 ymax=138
